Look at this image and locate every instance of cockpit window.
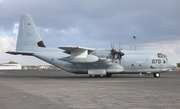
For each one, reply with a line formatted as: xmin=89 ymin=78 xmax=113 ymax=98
xmin=158 ymin=53 xmax=167 ymax=58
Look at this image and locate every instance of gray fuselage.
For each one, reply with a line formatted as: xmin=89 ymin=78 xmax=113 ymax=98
xmin=32 ymin=48 xmax=176 ymax=75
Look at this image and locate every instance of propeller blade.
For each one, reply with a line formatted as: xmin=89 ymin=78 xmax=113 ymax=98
xmin=109 ymin=41 xmax=125 ymax=63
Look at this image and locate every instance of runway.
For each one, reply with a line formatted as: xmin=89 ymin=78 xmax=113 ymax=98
xmin=0 ymin=70 xmax=180 ymax=109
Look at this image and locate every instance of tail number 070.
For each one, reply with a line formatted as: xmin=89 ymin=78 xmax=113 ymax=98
xmin=152 ymin=59 xmax=161 ymax=64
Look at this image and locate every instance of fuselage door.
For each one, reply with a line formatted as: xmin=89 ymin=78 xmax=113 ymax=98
xmin=157 ymin=53 xmax=168 ymax=71
xmin=161 ymin=59 xmax=168 ymax=71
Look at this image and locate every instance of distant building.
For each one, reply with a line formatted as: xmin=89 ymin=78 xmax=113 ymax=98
xmin=0 ymin=64 xmax=22 ymax=70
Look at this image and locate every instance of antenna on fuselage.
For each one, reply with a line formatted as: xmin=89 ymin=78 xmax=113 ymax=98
xmin=133 ymin=36 xmax=137 ymax=50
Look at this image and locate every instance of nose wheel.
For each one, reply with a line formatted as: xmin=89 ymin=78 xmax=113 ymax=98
xmin=153 ymin=73 xmax=160 ymax=78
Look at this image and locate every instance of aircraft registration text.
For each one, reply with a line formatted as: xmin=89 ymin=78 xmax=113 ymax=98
xmin=23 ymin=41 xmax=36 ymax=46
xmin=152 ymin=59 xmax=161 ymax=64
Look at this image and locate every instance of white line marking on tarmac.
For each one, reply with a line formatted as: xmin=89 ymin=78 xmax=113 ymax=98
xmin=87 ymin=80 xmax=143 ymax=83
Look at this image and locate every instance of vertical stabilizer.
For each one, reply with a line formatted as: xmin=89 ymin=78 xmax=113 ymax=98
xmin=16 ymin=14 xmax=45 ymax=52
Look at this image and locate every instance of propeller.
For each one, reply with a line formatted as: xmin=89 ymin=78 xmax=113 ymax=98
xmin=109 ymin=41 xmax=124 ymax=64
xmin=117 ymin=42 xmax=124 ymax=64
xmin=109 ymin=41 xmax=117 ymax=62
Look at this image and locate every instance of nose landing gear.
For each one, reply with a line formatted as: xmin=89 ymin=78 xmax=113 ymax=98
xmin=153 ymin=72 xmax=160 ymax=78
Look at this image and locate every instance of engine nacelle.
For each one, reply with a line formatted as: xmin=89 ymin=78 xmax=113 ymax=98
xmin=59 ymin=55 xmax=99 ymax=63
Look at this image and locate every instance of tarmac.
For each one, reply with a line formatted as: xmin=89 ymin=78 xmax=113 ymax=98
xmin=0 ymin=69 xmax=180 ymax=109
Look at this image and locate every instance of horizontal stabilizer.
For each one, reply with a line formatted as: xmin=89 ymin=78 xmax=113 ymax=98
xmin=6 ymin=51 xmax=34 ymax=56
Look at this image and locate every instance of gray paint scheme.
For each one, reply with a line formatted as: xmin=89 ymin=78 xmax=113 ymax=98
xmin=6 ymin=14 xmax=177 ymax=78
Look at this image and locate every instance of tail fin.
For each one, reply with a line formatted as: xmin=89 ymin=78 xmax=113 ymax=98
xmin=16 ymin=14 xmax=45 ymax=52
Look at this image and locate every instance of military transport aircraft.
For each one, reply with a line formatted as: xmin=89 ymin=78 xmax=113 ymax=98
xmin=6 ymin=14 xmax=177 ymax=78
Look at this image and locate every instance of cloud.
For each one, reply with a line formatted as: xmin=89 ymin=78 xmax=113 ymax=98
xmin=138 ymin=41 xmax=180 ymax=63
xmin=0 ymin=23 xmax=47 ymax=65
xmin=0 ymin=23 xmax=18 ymax=63
xmin=0 ymin=0 xmax=180 ymax=64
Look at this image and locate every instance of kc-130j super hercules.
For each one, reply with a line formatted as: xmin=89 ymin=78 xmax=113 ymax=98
xmin=6 ymin=14 xmax=177 ymax=78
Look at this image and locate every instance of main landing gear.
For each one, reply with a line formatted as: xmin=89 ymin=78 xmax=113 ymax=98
xmin=105 ymin=74 xmax=112 ymax=77
xmin=89 ymin=74 xmax=112 ymax=78
xmin=153 ymin=72 xmax=160 ymax=78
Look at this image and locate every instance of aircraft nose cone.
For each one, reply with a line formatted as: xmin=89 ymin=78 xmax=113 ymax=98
xmin=168 ymin=60 xmax=177 ymax=70
xmin=177 ymin=63 xmax=180 ymax=67
xmin=172 ymin=63 xmax=177 ymax=69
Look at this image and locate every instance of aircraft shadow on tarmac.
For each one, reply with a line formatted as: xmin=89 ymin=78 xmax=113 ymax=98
xmin=0 ymin=74 xmax=171 ymax=79
xmin=0 ymin=70 xmax=177 ymax=79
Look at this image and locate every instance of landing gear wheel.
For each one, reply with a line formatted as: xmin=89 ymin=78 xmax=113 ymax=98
xmin=105 ymin=74 xmax=112 ymax=78
xmin=95 ymin=75 xmax=101 ymax=77
xmin=89 ymin=75 xmax=101 ymax=78
xmin=153 ymin=73 xmax=160 ymax=78
xmin=89 ymin=75 xmax=94 ymax=77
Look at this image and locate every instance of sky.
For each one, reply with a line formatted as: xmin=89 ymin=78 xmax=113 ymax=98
xmin=0 ymin=0 xmax=180 ymax=65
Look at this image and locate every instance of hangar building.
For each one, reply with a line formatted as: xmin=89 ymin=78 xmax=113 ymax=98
xmin=0 ymin=64 xmax=22 ymax=70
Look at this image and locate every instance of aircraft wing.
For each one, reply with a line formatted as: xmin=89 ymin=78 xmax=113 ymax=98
xmin=59 ymin=46 xmax=94 ymax=54
xmin=58 ymin=46 xmax=98 ymax=63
